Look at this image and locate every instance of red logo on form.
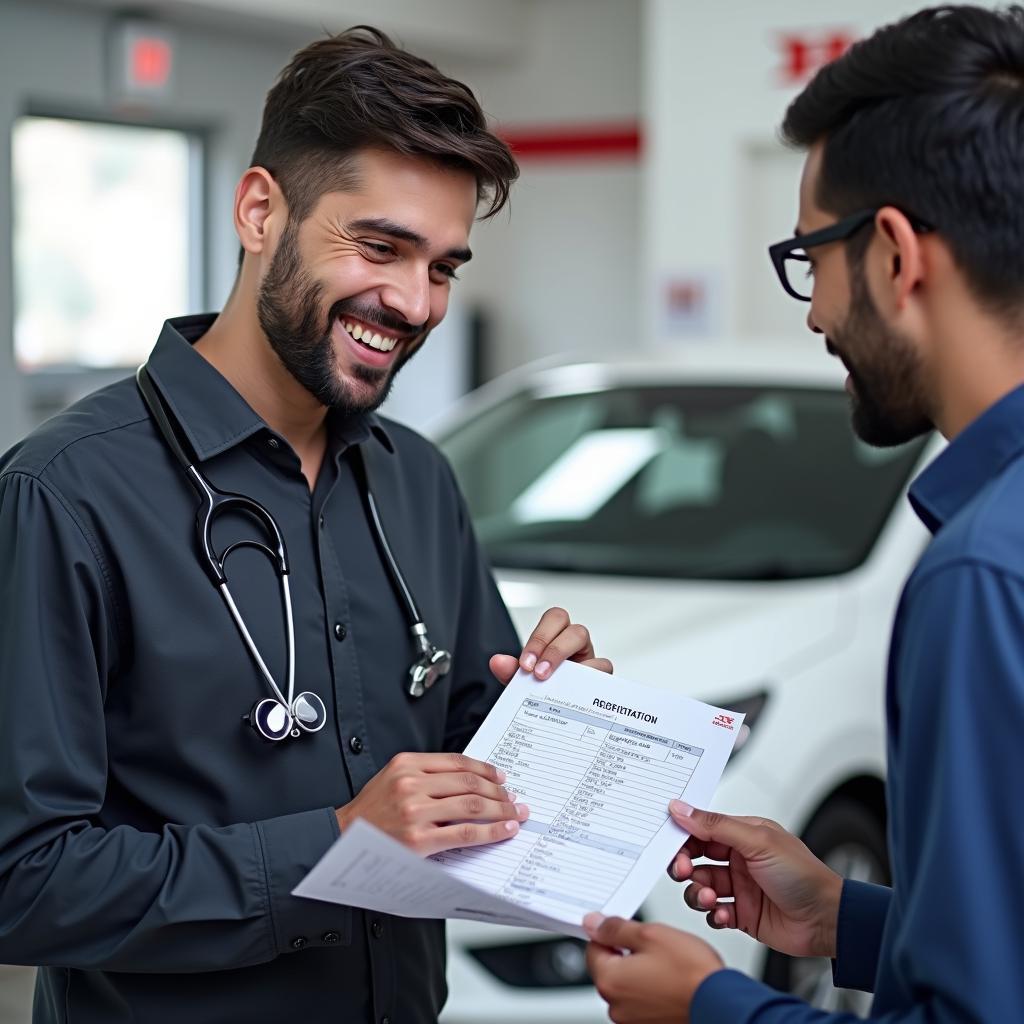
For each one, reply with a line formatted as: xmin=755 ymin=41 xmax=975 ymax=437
xmin=712 ymin=714 xmax=735 ymax=730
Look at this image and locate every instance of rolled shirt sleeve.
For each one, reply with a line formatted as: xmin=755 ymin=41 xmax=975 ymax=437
xmin=0 ymin=471 xmax=342 ymax=972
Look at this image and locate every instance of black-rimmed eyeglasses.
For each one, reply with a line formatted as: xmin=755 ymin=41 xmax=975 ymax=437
xmin=768 ymin=208 xmax=933 ymax=302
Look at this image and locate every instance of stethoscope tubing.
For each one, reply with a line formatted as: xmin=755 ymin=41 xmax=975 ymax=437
xmin=136 ymin=363 xmax=452 ymax=737
xmin=218 ymin=577 xmax=295 ymax=711
xmin=355 ymin=454 xmax=422 ymax=626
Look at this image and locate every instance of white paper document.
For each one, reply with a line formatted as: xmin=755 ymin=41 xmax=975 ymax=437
xmin=294 ymin=662 xmax=743 ymax=938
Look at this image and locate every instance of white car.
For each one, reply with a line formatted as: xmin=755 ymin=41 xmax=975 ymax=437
xmin=433 ymin=343 xmax=938 ymax=1022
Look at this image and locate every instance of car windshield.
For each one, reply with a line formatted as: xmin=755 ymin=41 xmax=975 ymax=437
xmin=440 ymin=383 xmax=929 ymax=580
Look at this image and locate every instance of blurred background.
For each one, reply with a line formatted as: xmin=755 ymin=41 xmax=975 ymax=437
xmin=0 ymin=1 xmax=987 ymax=1021
xmin=3 ymin=0 xmax=946 ymax=446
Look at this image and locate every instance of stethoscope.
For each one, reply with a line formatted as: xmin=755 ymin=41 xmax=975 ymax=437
xmin=136 ymin=365 xmax=452 ymax=743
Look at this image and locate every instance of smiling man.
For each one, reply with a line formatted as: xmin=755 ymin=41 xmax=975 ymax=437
xmin=198 ymin=139 xmax=480 ymax=488
xmin=0 ymin=26 xmax=609 ymax=1024
xmin=585 ymin=5 xmax=1024 ymax=1023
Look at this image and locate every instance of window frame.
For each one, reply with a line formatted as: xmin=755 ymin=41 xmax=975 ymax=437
xmin=12 ymin=106 xmax=209 ymax=413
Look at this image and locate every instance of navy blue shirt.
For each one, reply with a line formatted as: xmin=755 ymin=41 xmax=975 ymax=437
xmin=0 ymin=316 xmax=519 ymax=1023
xmin=693 ymin=383 xmax=1024 ymax=1022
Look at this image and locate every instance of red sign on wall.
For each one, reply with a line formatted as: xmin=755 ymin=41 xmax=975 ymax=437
xmin=660 ymin=271 xmax=721 ymax=339
xmin=109 ymin=18 xmax=176 ymax=105
xmin=776 ymin=30 xmax=857 ymax=85
xmin=130 ymin=37 xmax=173 ymax=90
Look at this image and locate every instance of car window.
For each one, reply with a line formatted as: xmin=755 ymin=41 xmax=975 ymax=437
xmin=440 ymin=385 xmax=928 ymax=579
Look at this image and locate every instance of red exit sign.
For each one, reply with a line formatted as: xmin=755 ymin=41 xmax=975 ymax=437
xmin=131 ymin=36 xmax=173 ymax=90
xmin=109 ymin=18 xmax=176 ymax=104
xmin=776 ymin=30 xmax=858 ymax=85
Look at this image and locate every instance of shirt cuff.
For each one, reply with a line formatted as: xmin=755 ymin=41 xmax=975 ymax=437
xmin=255 ymin=806 xmax=352 ymax=956
xmin=691 ymin=969 xmax=784 ymax=1024
xmin=832 ymin=879 xmax=891 ymax=993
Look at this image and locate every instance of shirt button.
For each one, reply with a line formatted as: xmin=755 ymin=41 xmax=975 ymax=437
xmin=291 ymin=936 xmax=308 ymax=950
xmin=371 ymin=919 xmax=384 ymax=939
xmin=334 ymin=623 xmax=347 ymax=642
xmin=267 ymin=437 xmax=280 ymax=449
xmin=319 ymin=515 xmax=325 ymax=528
xmin=322 ymin=931 xmax=341 ymax=944
xmin=349 ymin=735 xmax=364 ymax=754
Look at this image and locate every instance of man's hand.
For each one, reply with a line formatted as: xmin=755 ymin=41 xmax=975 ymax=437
xmin=489 ymin=606 xmax=613 ymax=684
xmin=666 ymin=802 xmax=843 ymax=959
xmin=335 ymin=752 xmax=528 ymax=856
xmin=584 ymin=914 xmax=723 ymax=1024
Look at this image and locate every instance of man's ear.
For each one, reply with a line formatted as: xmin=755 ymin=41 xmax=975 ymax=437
xmin=873 ymin=206 xmax=925 ymax=313
xmin=234 ymin=167 xmax=284 ymax=257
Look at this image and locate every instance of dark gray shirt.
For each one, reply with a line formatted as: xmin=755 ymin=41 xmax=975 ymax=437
xmin=0 ymin=315 xmax=519 ymax=1024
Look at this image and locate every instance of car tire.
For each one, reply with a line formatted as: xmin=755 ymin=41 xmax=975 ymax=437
xmin=762 ymin=796 xmax=889 ymax=1014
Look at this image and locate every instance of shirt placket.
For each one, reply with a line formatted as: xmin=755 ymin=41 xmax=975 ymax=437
xmin=315 ymin=450 xmax=397 ymax=1024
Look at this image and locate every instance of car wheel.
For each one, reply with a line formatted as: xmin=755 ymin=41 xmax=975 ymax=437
xmin=762 ymin=796 xmax=889 ymax=1014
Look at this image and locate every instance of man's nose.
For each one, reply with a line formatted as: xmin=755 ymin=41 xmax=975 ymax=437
xmin=806 ymin=308 xmax=823 ymax=334
xmin=380 ymin=267 xmax=431 ymax=329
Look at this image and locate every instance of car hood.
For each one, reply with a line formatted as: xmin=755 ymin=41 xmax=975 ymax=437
xmin=495 ymin=569 xmax=856 ymax=703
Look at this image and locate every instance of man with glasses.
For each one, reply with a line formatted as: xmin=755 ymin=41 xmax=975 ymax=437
xmin=583 ymin=5 xmax=1024 ymax=1022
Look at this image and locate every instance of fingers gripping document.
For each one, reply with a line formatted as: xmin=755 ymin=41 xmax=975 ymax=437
xmin=293 ymin=662 xmax=743 ymax=938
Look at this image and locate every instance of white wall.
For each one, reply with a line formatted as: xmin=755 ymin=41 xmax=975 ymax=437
xmin=445 ymin=0 xmax=641 ymax=377
xmin=640 ymin=0 xmax=1001 ymax=347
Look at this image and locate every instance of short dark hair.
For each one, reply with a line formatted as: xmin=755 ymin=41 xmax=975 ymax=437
xmin=250 ymin=25 xmax=518 ymax=222
xmin=782 ymin=5 xmax=1024 ymax=319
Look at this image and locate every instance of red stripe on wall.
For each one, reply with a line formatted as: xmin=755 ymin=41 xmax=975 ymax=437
xmin=499 ymin=122 xmax=641 ymax=161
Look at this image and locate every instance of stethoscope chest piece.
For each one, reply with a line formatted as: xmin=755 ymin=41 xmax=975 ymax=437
xmin=293 ymin=691 xmax=328 ymax=730
xmin=248 ymin=698 xmax=293 ymax=742
xmin=247 ymin=691 xmax=327 ymax=742
xmin=408 ymin=642 xmax=452 ymax=698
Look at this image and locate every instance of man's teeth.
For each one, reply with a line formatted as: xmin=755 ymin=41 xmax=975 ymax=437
xmin=342 ymin=321 xmax=397 ymax=353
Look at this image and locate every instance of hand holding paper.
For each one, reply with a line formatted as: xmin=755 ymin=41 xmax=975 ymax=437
xmin=333 ymin=751 xmax=526 ymax=857
xmin=296 ymin=662 xmax=743 ymax=936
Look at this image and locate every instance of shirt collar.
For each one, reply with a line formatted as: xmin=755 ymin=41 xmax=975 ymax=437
xmin=145 ymin=314 xmax=394 ymax=462
xmin=909 ymin=382 xmax=1024 ymax=534
xmin=326 ymin=407 xmax=395 ymax=455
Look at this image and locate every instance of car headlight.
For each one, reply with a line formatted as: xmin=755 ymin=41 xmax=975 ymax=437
xmin=468 ymin=936 xmax=591 ymax=987
xmin=716 ymin=690 xmax=769 ymax=759
xmin=467 ymin=911 xmax=646 ymax=988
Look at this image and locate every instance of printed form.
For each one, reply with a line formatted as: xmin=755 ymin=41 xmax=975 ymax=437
xmin=294 ymin=662 xmax=743 ymax=938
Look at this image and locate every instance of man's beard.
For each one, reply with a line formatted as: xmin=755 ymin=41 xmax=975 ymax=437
xmin=256 ymin=222 xmax=421 ymax=417
xmin=830 ymin=265 xmax=933 ymax=447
